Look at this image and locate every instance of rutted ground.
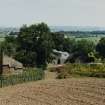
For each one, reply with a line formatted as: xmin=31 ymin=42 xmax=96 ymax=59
xmin=44 ymin=70 xmax=57 ymax=80
xmin=0 ymin=77 xmax=105 ymax=105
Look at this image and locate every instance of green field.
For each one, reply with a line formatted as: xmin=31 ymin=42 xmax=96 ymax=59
xmin=0 ymin=37 xmax=5 ymax=42
xmin=66 ymin=34 xmax=105 ymax=44
xmin=75 ymin=36 xmax=101 ymax=44
xmin=0 ymin=33 xmax=6 ymax=42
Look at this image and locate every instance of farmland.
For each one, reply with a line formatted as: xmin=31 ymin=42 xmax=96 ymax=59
xmin=0 ymin=33 xmax=6 ymax=42
xmin=0 ymin=0 xmax=105 ymax=104
xmin=63 ymin=31 xmax=105 ymax=44
xmin=0 ymin=25 xmax=105 ymax=105
xmin=0 ymin=78 xmax=105 ymax=105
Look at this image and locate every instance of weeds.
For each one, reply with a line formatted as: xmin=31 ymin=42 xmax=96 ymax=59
xmin=0 ymin=68 xmax=44 ymax=88
xmin=54 ymin=63 xmax=105 ymax=79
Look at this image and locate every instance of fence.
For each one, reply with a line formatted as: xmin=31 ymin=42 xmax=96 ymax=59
xmin=0 ymin=69 xmax=45 ymax=88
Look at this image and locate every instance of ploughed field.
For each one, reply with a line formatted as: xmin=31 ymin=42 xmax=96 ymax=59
xmin=0 ymin=78 xmax=105 ymax=105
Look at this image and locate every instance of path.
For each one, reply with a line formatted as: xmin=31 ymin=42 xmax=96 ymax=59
xmin=44 ymin=70 xmax=57 ymax=80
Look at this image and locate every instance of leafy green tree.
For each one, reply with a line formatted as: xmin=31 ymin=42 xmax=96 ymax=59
xmin=71 ymin=39 xmax=95 ymax=63
xmin=51 ymin=32 xmax=76 ymax=53
xmin=15 ymin=50 xmax=37 ymax=67
xmin=63 ymin=38 xmax=76 ymax=53
xmin=16 ymin=23 xmax=54 ymax=68
xmin=1 ymin=36 xmax=17 ymax=56
xmin=51 ymin=32 xmax=65 ymax=51
xmin=76 ymin=39 xmax=95 ymax=56
xmin=96 ymin=37 xmax=105 ymax=58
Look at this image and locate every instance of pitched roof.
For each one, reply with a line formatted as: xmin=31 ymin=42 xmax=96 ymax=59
xmin=3 ymin=55 xmax=23 ymax=69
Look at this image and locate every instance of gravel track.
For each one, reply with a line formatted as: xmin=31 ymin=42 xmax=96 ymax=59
xmin=0 ymin=78 xmax=105 ymax=105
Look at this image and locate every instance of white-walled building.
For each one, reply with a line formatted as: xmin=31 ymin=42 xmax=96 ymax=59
xmin=52 ymin=49 xmax=69 ymax=64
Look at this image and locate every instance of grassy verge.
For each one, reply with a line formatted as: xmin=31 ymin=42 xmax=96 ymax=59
xmin=49 ymin=64 xmax=105 ymax=79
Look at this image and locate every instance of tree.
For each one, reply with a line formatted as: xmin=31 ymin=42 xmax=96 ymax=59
xmin=51 ymin=32 xmax=65 ymax=51
xmin=72 ymin=39 xmax=95 ymax=63
xmin=16 ymin=23 xmax=54 ymax=68
xmin=76 ymin=39 xmax=95 ymax=56
xmin=63 ymin=38 xmax=76 ymax=53
xmin=96 ymin=37 xmax=105 ymax=58
xmin=1 ymin=36 xmax=17 ymax=57
xmin=51 ymin=32 xmax=76 ymax=53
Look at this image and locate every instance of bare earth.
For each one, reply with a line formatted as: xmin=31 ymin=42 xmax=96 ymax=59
xmin=0 ymin=76 xmax=105 ymax=105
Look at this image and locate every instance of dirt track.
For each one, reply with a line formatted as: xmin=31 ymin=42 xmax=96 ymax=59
xmin=0 ymin=77 xmax=105 ymax=105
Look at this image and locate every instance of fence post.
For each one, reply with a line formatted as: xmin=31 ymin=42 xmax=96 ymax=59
xmin=0 ymin=76 xmax=3 ymax=88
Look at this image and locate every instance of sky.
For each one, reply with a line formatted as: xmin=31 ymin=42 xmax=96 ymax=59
xmin=0 ymin=0 xmax=105 ymax=27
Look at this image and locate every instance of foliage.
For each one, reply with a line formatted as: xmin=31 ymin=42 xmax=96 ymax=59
xmin=0 ymin=23 xmax=54 ymax=68
xmin=1 ymin=36 xmax=17 ymax=56
xmin=51 ymin=32 xmax=65 ymax=51
xmin=2 ymin=23 xmax=105 ymax=68
xmin=11 ymin=23 xmax=54 ymax=68
xmin=63 ymin=38 xmax=76 ymax=53
xmin=96 ymin=37 xmax=105 ymax=59
xmin=53 ymin=64 xmax=105 ymax=79
xmin=51 ymin=32 xmax=76 ymax=53
xmin=0 ymin=68 xmax=44 ymax=88
xmin=66 ymin=39 xmax=96 ymax=63
xmin=51 ymin=32 xmax=96 ymax=63
xmin=75 ymin=39 xmax=95 ymax=55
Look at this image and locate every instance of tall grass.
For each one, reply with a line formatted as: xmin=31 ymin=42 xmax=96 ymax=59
xmin=55 ymin=63 xmax=105 ymax=79
xmin=0 ymin=68 xmax=45 ymax=88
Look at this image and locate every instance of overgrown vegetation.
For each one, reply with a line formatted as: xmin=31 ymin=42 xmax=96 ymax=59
xmin=1 ymin=23 xmax=54 ymax=69
xmin=1 ymin=22 xmax=105 ymax=69
xmin=49 ymin=64 xmax=105 ymax=79
xmin=0 ymin=68 xmax=44 ymax=88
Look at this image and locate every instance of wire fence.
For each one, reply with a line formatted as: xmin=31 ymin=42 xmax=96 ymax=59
xmin=0 ymin=69 xmax=45 ymax=88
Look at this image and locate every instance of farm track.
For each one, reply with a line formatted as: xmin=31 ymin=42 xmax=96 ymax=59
xmin=0 ymin=77 xmax=105 ymax=105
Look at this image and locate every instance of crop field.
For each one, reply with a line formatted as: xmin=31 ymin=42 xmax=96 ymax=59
xmin=0 ymin=78 xmax=105 ymax=105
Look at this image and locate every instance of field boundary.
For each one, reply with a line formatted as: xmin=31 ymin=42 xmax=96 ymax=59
xmin=0 ymin=69 xmax=45 ymax=88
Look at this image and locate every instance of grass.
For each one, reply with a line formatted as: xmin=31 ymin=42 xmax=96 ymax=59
xmin=0 ymin=68 xmax=45 ymax=88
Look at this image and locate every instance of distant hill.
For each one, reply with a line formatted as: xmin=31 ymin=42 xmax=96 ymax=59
xmin=50 ymin=26 xmax=105 ymax=32
xmin=0 ymin=27 xmax=19 ymax=37
xmin=0 ymin=27 xmax=19 ymax=33
xmin=0 ymin=26 xmax=105 ymax=37
xmin=0 ymin=26 xmax=105 ymax=33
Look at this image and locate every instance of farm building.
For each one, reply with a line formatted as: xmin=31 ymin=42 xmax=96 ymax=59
xmin=52 ymin=49 xmax=69 ymax=64
xmin=0 ymin=55 xmax=23 ymax=75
